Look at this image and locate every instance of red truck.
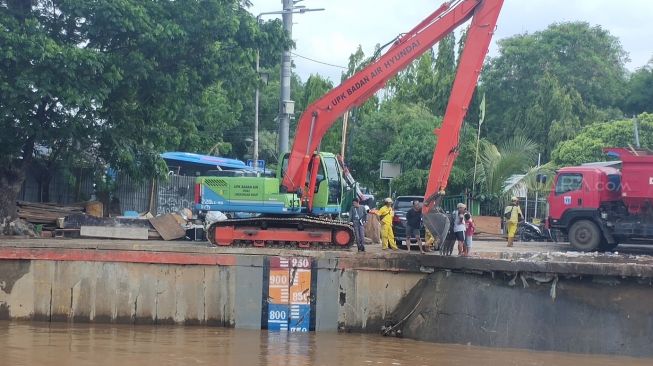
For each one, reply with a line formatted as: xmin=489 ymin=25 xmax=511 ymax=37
xmin=547 ymin=148 xmax=653 ymax=251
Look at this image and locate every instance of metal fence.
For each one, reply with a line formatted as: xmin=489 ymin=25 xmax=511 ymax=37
xmin=155 ymin=175 xmax=195 ymax=215
xmin=19 ymin=167 xmax=95 ymax=204
xmin=475 ymin=198 xmax=546 ymax=221
xmin=441 ymin=195 xmax=467 ymax=213
xmin=112 ymin=175 xmax=153 ymax=213
xmin=19 ymin=169 xmax=197 ymax=216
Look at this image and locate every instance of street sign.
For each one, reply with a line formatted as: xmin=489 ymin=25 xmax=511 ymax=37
xmin=246 ymin=159 xmax=265 ymax=170
xmin=380 ymin=160 xmax=401 ymax=180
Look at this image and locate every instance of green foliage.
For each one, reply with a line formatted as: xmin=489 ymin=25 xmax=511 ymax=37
xmin=623 ymin=59 xmax=653 ymax=115
xmin=347 ymin=102 xmax=437 ymax=190
xmin=392 ymin=169 xmax=429 ymax=196
xmin=301 ymin=74 xmax=340 ymax=153
xmin=386 ymin=34 xmax=456 ymax=117
xmin=432 ymin=34 xmax=456 ymax=116
xmin=481 ymin=22 xmax=628 ymax=158
xmin=551 ymin=113 xmax=653 ymax=166
xmin=474 ymin=135 xmax=539 ymax=200
xmin=0 ymin=0 xmax=289 ymax=196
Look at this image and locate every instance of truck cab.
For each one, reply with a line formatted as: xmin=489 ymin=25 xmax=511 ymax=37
xmin=548 ymin=148 xmax=653 ymax=251
xmin=548 ymin=166 xmax=621 ymax=227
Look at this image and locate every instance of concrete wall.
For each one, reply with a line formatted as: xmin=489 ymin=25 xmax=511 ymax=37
xmin=385 ymin=271 xmax=653 ymax=357
xmin=1 ymin=256 xmax=653 ymax=357
xmin=314 ymin=257 xmax=425 ymax=331
xmin=0 ymin=260 xmax=238 ymax=326
xmin=0 ymin=257 xmax=424 ymax=332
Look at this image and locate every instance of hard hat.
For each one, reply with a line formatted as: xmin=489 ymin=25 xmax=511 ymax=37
xmin=384 ymin=197 xmax=393 ymax=204
xmin=457 ymin=203 xmax=466 ymax=209
xmin=511 ymin=196 xmax=518 ymax=202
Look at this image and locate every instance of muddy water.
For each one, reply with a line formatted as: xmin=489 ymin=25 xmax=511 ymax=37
xmin=1 ymin=322 xmax=650 ymax=366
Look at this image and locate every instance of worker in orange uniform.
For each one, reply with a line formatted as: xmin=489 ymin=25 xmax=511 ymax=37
xmin=504 ymin=196 xmax=523 ymax=247
xmin=377 ymin=198 xmax=398 ymax=250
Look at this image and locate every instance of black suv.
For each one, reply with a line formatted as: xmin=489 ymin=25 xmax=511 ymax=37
xmin=392 ymin=195 xmax=425 ymax=248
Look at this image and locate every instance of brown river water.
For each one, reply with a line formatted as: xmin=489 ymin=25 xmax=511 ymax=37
xmin=1 ymin=321 xmax=650 ymax=366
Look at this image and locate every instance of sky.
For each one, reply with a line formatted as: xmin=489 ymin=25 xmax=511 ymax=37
xmin=249 ymin=0 xmax=653 ymax=84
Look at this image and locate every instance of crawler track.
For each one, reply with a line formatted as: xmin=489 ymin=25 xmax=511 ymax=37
xmin=207 ymin=216 xmax=355 ymax=250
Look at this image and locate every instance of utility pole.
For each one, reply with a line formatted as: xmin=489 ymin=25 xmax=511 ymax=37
xmin=340 ymin=111 xmax=349 ymax=158
xmin=471 ymin=93 xmax=486 ymax=213
xmin=254 ymin=49 xmax=260 ymax=170
xmin=277 ymin=1 xmax=324 ymax=154
xmin=533 ymin=153 xmax=541 ymax=220
xmin=634 ymin=115 xmax=641 ymax=148
xmin=256 ymin=6 xmax=322 ymax=163
xmin=278 ymin=0 xmax=294 ymax=155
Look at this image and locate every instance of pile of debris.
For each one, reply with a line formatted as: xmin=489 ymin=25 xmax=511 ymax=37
xmin=1 ymin=218 xmax=38 ymax=237
xmin=60 ymin=208 xmax=202 ymax=241
xmin=17 ymin=201 xmax=85 ymax=229
xmin=6 ymin=200 xmax=205 ymax=242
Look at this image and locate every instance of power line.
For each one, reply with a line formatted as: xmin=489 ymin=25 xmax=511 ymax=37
xmin=290 ymin=52 xmax=347 ymax=69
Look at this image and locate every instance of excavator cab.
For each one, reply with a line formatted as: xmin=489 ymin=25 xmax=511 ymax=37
xmin=279 ymin=152 xmax=345 ymax=216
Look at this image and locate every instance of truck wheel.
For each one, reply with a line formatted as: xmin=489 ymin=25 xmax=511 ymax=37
xmin=569 ymin=220 xmax=602 ymax=251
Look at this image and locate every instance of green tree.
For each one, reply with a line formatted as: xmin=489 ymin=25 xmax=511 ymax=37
xmin=432 ymin=34 xmax=456 ymax=116
xmin=551 ymin=113 xmax=653 ymax=166
xmin=481 ymin=22 xmax=628 ymax=158
xmin=391 ymin=169 xmax=430 ymax=196
xmin=623 ymin=58 xmax=653 ymax=115
xmin=300 ymin=74 xmax=338 ymax=152
xmin=474 ymin=136 xmax=539 ymax=206
xmin=0 ymin=0 xmax=286 ymax=218
xmin=340 ymin=45 xmax=379 ymax=162
xmin=386 ymin=34 xmax=455 ymax=116
xmin=348 ymin=102 xmax=435 ymax=190
xmin=0 ymin=0 xmax=116 ymax=217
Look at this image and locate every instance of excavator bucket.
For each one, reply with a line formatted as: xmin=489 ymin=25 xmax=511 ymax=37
xmin=423 ymin=207 xmax=450 ymax=250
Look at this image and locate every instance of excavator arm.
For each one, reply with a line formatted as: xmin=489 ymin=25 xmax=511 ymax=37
xmin=282 ymin=0 xmax=503 ymax=244
xmin=283 ymin=0 xmax=503 ymax=192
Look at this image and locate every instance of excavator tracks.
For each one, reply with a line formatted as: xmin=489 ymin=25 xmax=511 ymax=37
xmin=207 ymin=216 xmax=355 ymax=250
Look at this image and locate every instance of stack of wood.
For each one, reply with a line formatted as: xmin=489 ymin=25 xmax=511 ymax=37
xmin=17 ymin=201 xmax=85 ymax=228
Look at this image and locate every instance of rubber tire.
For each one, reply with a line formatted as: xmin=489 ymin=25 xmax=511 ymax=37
xmin=519 ymin=229 xmax=533 ymax=242
xmin=569 ymin=220 xmax=602 ymax=251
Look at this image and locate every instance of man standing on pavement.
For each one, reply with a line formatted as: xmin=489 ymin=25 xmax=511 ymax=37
xmin=405 ymin=200 xmax=427 ymax=254
xmin=453 ymin=203 xmax=467 ymax=255
xmin=349 ymin=198 xmax=367 ymax=252
xmin=377 ymin=198 xmax=399 ymax=251
xmin=504 ymin=196 xmax=523 ymax=247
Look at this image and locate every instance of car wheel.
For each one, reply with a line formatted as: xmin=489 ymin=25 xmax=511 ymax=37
xmin=569 ymin=220 xmax=602 ymax=251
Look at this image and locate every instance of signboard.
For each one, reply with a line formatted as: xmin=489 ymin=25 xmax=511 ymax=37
xmin=265 ymin=256 xmax=313 ymax=332
xmin=379 ymin=160 xmax=401 ymax=180
xmin=246 ymin=159 xmax=266 ymax=171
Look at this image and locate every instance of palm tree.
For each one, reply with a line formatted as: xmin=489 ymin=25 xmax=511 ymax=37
xmin=474 ymin=135 xmax=539 ymax=214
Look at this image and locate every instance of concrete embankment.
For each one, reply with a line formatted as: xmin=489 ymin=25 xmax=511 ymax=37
xmin=0 ymin=239 xmax=652 ymax=357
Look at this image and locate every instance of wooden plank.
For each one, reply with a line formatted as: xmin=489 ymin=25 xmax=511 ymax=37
xmin=80 ymin=226 xmax=149 ymax=240
xmin=148 ymin=214 xmax=186 ymax=241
